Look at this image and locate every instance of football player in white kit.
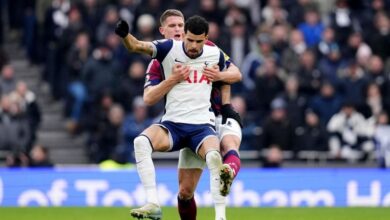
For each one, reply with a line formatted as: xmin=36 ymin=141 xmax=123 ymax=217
xmin=115 ymin=15 xmax=240 ymax=220
xmin=141 ymin=10 xmax=242 ymax=220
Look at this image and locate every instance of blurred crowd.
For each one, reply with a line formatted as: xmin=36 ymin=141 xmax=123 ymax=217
xmin=0 ymin=0 xmax=390 ymax=167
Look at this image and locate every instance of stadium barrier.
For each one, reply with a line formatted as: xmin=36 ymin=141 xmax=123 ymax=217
xmin=0 ymin=168 xmax=389 ymax=207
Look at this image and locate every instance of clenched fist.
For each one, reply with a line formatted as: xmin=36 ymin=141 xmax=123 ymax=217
xmin=115 ymin=20 xmax=129 ymax=38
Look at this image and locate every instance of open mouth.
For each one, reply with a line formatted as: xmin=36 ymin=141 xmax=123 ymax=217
xmin=174 ymin=34 xmax=181 ymax=39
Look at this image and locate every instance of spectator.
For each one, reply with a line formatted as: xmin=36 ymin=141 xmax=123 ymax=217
xmin=29 ymin=145 xmax=54 ymax=167
xmin=255 ymin=57 xmax=285 ymax=115
xmin=0 ymin=65 xmax=17 ymax=95
xmin=298 ymin=8 xmax=324 ymax=48
xmin=358 ymin=83 xmax=390 ymax=119
xmin=89 ymin=104 xmax=125 ymax=163
xmin=317 ymin=27 xmax=339 ymax=59
xmin=121 ymin=97 xmax=152 ymax=163
xmin=339 ymin=59 xmax=368 ymax=106
xmin=9 ymin=81 xmax=41 ymax=152
xmin=296 ymin=49 xmax=323 ymax=96
xmin=231 ymin=95 xmax=261 ymax=150
xmin=96 ymin=6 xmax=119 ymax=45
xmin=368 ymin=11 xmax=390 ymax=62
xmin=342 ymin=32 xmax=372 ymax=62
xmin=261 ymin=0 xmax=288 ymax=28
xmin=295 ymin=109 xmax=328 ymax=152
xmin=278 ymin=76 xmax=307 ymax=126
xmin=318 ymin=42 xmax=344 ymax=85
xmin=327 ymin=102 xmax=375 ymax=161
xmin=81 ymin=46 xmax=121 ymax=102
xmin=366 ymin=55 xmax=390 ymax=99
xmin=117 ymin=60 xmax=146 ymax=112
xmin=241 ymin=33 xmax=277 ymax=92
xmin=261 ymin=98 xmax=296 ymax=167
xmin=310 ymin=82 xmax=342 ymax=125
xmin=281 ymin=29 xmax=307 ymax=74
xmin=0 ymin=95 xmax=31 ymax=153
xmin=328 ymin=0 xmax=359 ymax=46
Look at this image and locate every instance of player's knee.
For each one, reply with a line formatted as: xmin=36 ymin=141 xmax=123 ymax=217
xmin=134 ymin=135 xmax=153 ymax=159
xmin=205 ymin=150 xmax=222 ymax=169
xmin=178 ymin=185 xmax=195 ymax=200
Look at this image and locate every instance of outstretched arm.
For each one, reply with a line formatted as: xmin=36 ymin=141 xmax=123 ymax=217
xmin=115 ymin=20 xmax=154 ymax=56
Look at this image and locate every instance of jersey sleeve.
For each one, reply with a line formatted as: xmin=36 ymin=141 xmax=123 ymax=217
xmin=217 ymin=50 xmax=229 ymax=71
xmin=144 ymin=59 xmax=163 ymax=88
xmin=151 ymin=39 xmax=173 ymax=63
xmin=219 ymin=49 xmax=232 ymax=69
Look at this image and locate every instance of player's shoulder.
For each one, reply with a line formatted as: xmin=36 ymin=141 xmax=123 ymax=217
xmin=146 ymin=59 xmax=161 ymax=74
xmin=205 ymin=40 xmax=216 ymax=47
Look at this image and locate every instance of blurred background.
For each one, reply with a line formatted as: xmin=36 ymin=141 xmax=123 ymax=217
xmin=0 ymin=0 xmax=389 ymax=169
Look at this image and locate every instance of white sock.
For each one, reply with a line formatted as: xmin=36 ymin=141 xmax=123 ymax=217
xmin=134 ymin=135 xmax=159 ymax=206
xmin=205 ymin=150 xmax=226 ymax=220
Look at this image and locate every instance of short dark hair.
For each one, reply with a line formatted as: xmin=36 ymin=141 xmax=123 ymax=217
xmin=184 ymin=15 xmax=209 ymax=35
xmin=160 ymin=9 xmax=184 ymax=26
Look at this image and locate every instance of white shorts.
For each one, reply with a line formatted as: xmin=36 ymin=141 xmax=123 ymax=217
xmin=178 ymin=115 xmax=242 ymax=169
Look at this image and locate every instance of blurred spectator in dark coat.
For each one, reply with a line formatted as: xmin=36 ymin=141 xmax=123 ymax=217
xmin=310 ymin=82 xmax=343 ymax=125
xmin=255 ymin=57 xmax=285 ymax=116
xmin=281 ymin=29 xmax=307 ymax=74
xmin=358 ymin=83 xmax=390 ymax=119
xmin=89 ymin=104 xmax=125 ymax=163
xmin=368 ymin=11 xmax=390 ymax=61
xmin=342 ymin=32 xmax=372 ymax=62
xmin=0 ymin=96 xmax=31 ymax=153
xmin=199 ymin=0 xmax=224 ymax=25
xmin=9 ymin=81 xmax=41 ymax=153
xmin=366 ymin=55 xmax=390 ymax=100
xmin=318 ymin=43 xmax=344 ymax=85
xmin=78 ymin=0 xmax=104 ymax=44
xmin=117 ymin=60 xmax=146 ymax=112
xmin=296 ymin=49 xmax=323 ymax=96
xmin=295 ymin=109 xmax=328 ymax=152
xmin=278 ymin=76 xmax=307 ymax=126
xmin=328 ymin=0 xmax=359 ymax=46
xmin=317 ymin=27 xmax=339 ymax=60
xmin=339 ymin=59 xmax=368 ymax=106
xmin=96 ymin=6 xmax=119 ymax=45
xmin=261 ymin=98 xmax=296 ymax=167
xmin=81 ymin=46 xmax=121 ymax=102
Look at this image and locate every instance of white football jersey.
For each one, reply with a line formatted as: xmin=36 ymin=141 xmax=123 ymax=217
xmin=149 ymin=39 xmax=227 ymax=125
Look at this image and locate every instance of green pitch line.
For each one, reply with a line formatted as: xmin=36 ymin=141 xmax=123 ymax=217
xmin=0 ymin=207 xmax=389 ymax=220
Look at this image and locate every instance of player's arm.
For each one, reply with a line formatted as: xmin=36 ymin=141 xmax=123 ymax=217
xmin=144 ymin=63 xmax=190 ymax=106
xmin=220 ymin=84 xmax=243 ymax=127
xmin=115 ymin=20 xmax=154 ymax=56
xmin=203 ymin=51 xmax=242 ymax=84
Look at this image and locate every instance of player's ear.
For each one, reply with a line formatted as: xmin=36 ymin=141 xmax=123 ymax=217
xmin=159 ymin=26 xmax=165 ymax=36
xmin=205 ymin=35 xmax=208 ymax=41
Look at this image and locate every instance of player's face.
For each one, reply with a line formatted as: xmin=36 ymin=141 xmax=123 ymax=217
xmin=160 ymin=16 xmax=184 ymax=40
xmin=183 ymin=31 xmax=208 ymax=58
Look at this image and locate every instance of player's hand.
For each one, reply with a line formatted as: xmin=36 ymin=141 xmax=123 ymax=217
xmin=203 ymin=65 xmax=222 ymax=82
xmin=115 ymin=20 xmax=129 ymax=38
xmin=221 ymin=104 xmax=243 ymax=128
xmin=171 ymin=64 xmax=190 ymax=83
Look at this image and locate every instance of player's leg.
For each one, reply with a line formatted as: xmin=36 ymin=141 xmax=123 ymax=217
xmin=177 ymin=148 xmax=205 ymax=220
xmin=131 ymin=124 xmax=171 ymax=219
xmin=197 ymin=135 xmax=226 ymax=220
xmin=217 ymin=116 xmax=242 ymax=196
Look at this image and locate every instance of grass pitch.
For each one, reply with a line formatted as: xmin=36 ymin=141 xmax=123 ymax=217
xmin=0 ymin=207 xmax=389 ymax=220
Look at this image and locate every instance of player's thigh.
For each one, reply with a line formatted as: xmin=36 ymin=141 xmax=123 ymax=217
xmin=221 ymin=134 xmax=241 ymax=156
xmin=178 ymin=148 xmax=206 ymax=169
xmin=178 ymin=168 xmax=203 ymax=198
xmin=197 ymin=135 xmax=220 ymax=160
xmin=141 ymin=125 xmax=170 ymax=151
